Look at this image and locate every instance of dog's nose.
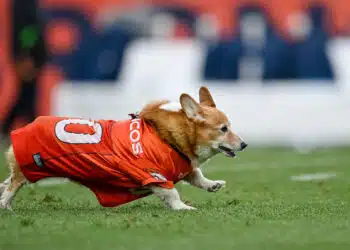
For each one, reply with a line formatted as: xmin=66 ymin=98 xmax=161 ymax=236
xmin=240 ymin=142 xmax=248 ymax=150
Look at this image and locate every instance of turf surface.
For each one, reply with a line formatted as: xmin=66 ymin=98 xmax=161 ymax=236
xmin=0 ymin=147 xmax=349 ymax=250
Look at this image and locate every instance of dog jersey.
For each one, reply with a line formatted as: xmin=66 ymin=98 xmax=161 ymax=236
xmin=10 ymin=116 xmax=193 ymax=207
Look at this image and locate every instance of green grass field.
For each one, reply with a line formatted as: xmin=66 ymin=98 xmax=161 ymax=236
xmin=0 ymin=147 xmax=349 ymax=250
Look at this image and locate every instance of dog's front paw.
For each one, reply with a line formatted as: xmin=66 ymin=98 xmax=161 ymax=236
xmin=170 ymin=202 xmax=197 ymax=211
xmin=207 ymin=180 xmax=226 ymax=192
xmin=175 ymin=204 xmax=197 ymax=211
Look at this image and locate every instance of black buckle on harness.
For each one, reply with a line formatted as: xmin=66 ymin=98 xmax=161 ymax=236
xmin=128 ymin=113 xmax=140 ymax=119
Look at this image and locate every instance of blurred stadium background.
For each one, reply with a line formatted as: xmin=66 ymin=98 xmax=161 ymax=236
xmin=0 ymin=0 xmax=350 ymax=147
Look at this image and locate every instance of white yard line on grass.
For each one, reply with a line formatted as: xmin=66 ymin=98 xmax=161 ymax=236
xmin=290 ymin=172 xmax=337 ymax=182
xmin=35 ymin=178 xmax=69 ymax=186
xmin=204 ymin=157 xmax=341 ymax=173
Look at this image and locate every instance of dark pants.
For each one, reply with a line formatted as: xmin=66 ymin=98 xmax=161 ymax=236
xmin=1 ymin=79 xmax=37 ymax=135
xmin=1 ymin=0 xmax=47 ymax=136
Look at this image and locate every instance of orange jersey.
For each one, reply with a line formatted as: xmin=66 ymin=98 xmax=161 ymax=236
xmin=10 ymin=116 xmax=193 ymax=207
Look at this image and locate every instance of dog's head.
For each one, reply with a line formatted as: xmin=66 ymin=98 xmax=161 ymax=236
xmin=180 ymin=87 xmax=247 ymax=160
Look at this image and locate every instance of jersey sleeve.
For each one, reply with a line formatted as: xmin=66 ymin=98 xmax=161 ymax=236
xmin=119 ymin=158 xmax=175 ymax=189
xmin=141 ymin=174 xmax=174 ymax=189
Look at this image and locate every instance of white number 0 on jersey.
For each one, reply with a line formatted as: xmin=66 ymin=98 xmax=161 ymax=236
xmin=55 ymin=119 xmax=103 ymax=144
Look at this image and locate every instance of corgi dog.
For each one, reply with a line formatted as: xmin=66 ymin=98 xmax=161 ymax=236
xmin=0 ymin=86 xmax=247 ymax=210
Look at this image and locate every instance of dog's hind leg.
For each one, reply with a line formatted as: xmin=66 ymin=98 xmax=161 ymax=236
xmin=0 ymin=177 xmax=11 ymax=195
xmin=0 ymin=145 xmax=26 ymax=210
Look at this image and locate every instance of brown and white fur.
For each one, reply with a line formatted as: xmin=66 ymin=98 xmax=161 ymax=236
xmin=0 ymin=86 xmax=247 ymax=210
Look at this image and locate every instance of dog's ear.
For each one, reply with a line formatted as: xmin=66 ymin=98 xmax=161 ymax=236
xmin=199 ymin=86 xmax=216 ymax=108
xmin=180 ymin=94 xmax=204 ymax=120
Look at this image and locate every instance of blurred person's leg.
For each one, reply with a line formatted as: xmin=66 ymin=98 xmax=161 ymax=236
xmin=1 ymin=78 xmax=37 ymax=136
xmin=1 ymin=0 xmax=47 ymax=137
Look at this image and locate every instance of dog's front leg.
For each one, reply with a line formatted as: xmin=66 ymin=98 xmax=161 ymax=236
xmin=185 ymin=168 xmax=226 ymax=192
xmin=150 ymin=185 xmax=196 ymax=210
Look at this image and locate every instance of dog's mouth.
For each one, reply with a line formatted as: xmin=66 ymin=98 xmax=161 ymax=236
xmin=218 ymin=145 xmax=236 ymax=158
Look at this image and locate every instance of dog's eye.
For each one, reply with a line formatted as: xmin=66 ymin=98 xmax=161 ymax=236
xmin=220 ymin=126 xmax=228 ymax=133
